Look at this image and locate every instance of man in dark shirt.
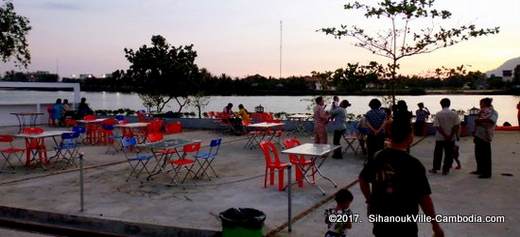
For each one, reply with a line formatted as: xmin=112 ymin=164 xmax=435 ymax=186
xmin=359 ymin=118 xmax=444 ymax=237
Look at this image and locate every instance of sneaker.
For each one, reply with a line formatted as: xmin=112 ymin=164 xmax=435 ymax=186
xmin=429 ymin=169 xmax=438 ymax=174
xmin=442 ymin=170 xmax=449 ymax=175
xmin=478 ymin=175 xmax=491 ymax=179
xmin=455 ymin=165 xmax=461 ymax=170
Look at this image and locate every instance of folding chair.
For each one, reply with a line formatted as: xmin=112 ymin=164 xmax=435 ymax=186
xmin=194 ymin=138 xmax=222 ymax=180
xmin=342 ymin=122 xmax=360 ymax=155
xmin=0 ymin=135 xmax=25 ymax=171
xmin=53 ymin=132 xmax=80 ymax=169
xmin=121 ymin=136 xmax=154 ymax=181
xmin=169 ymin=142 xmax=199 ymax=184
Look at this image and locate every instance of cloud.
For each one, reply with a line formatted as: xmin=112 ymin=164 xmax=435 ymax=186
xmin=41 ymin=2 xmax=83 ymax=11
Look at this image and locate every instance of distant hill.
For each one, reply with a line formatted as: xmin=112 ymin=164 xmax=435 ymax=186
xmin=486 ymin=57 xmax=520 ymax=77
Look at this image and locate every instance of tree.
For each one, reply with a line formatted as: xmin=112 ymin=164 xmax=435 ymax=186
xmin=0 ymin=0 xmax=31 ymax=68
xmin=514 ymin=64 xmax=520 ymax=84
xmin=321 ymin=0 xmax=499 ymax=104
xmin=189 ymin=93 xmax=210 ymax=118
xmin=123 ymin=35 xmax=199 ymax=113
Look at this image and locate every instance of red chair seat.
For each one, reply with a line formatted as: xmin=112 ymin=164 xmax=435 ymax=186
xmin=170 ymin=158 xmax=194 ymax=166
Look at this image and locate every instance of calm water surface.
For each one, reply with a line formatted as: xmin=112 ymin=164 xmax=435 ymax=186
xmin=0 ymin=90 xmax=518 ymax=125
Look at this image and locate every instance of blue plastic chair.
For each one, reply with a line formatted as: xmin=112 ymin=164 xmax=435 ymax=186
xmin=53 ymin=132 xmax=80 ymax=168
xmin=121 ymin=136 xmax=153 ymax=181
xmin=115 ymin=115 xmax=125 ymax=121
xmin=194 ymin=138 xmax=222 ymax=179
xmin=72 ymin=126 xmax=86 ymax=144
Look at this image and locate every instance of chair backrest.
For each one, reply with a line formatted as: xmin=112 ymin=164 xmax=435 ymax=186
xmin=259 ymin=141 xmax=282 ymax=166
xmin=121 ymin=136 xmax=137 ymax=148
xmin=0 ymin=134 xmax=15 ymax=143
xmin=147 ymin=133 xmax=164 ymax=143
xmin=115 ymin=115 xmax=125 ymax=121
xmin=22 ymin=127 xmax=44 ymax=134
xmin=102 ymin=124 xmax=114 ymax=131
xmin=147 ymin=119 xmax=164 ymax=133
xmin=183 ymin=142 xmax=201 ymax=153
xmin=165 ymin=122 xmax=182 ymax=134
xmin=62 ymin=132 xmax=79 ymax=145
xmin=103 ymin=118 xmax=118 ymax=126
xmin=72 ymin=126 xmax=86 ymax=134
xmin=283 ymin=138 xmax=302 ymax=164
xmin=84 ymin=115 xmax=96 ymax=121
xmin=208 ymin=138 xmax=222 ymax=156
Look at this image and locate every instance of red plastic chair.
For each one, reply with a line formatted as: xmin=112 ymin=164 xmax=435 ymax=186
xmin=259 ymin=141 xmax=289 ymax=191
xmin=0 ymin=135 xmax=25 ymax=170
xmin=147 ymin=133 xmax=164 ymax=143
xmin=169 ymin=142 xmax=199 ymax=184
xmin=283 ymin=138 xmax=316 ymax=188
xmin=165 ymin=122 xmax=182 ymax=134
xmin=147 ymin=119 xmax=164 ymax=134
xmin=83 ymin=115 xmax=99 ymax=144
xmin=47 ymin=105 xmax=55 ymax=126
xmin=98 ymin=118 xmax=118 ymax=144
xmin=64 ymin=118 xmax=77 ymax=127
xmin=21 ymin=127 xmax=48 ymax=166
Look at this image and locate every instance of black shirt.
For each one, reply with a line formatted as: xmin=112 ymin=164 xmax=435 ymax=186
xmin=359 ymin=148 xmax=431 ymax=236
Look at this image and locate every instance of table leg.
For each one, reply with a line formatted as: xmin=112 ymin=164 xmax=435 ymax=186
xmin=15 ymin=115 xmax=23 ymax=133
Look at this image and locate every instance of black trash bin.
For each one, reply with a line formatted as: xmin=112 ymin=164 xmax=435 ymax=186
xmin=219 ymin=208 xmax=266 ymax=237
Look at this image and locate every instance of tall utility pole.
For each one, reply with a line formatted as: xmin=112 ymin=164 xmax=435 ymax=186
xmin=279 ymin=20 xmax=283 ymax=79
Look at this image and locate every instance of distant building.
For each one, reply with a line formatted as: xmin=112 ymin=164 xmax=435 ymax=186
xmin=502 ymin=70 xmax=513 ymax=82
xmin=79 ymin=74 xmax=94 ymax=79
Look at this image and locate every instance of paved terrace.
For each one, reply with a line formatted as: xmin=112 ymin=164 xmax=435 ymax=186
xmin=0 ymin=125 xmax=518 ymax=236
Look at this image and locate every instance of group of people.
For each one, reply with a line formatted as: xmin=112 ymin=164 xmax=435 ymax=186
xmin=319 ymin=96 xmax=502 ymax=237
xmin=49 ymin=97 xmax=93 ymax=126
xmin=222 ymin=103 xmax=250 ymax=134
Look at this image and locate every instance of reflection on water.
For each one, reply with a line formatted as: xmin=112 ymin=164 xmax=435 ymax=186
xmin=0 ymin=90 xmax=518 ymax=125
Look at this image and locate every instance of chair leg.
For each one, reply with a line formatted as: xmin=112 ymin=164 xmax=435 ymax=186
xmin=264 ymin=167 xmax=268 ymax=188
xmin=270 ymin=169 xmax=275 ymax=185
xmin=296 ymin=168 xmax=303 ymax=188
xmin=278 ymin=168 xmax=285 ymax=191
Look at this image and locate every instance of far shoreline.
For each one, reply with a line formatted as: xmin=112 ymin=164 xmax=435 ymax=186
xmin=0 ymin=88 xmax=519 ymax=96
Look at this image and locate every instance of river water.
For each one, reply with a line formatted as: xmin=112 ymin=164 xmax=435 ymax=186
xmin=0 ymin=90 xmax=518 ymax=125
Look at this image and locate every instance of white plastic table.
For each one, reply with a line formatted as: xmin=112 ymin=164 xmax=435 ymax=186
xmin=281 ymin=143 xmax=340 ymax=195
xmin=245 ymin=122 xmax=284 ymax=149
xmin=14 ymin=130 xmax=71 ymax=168
xmin=10 ymin=112 xmax=44 ymax=133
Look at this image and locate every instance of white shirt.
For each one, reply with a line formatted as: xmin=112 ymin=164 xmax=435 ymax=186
xmin=433 ymin=108 xmax=460 ymax=141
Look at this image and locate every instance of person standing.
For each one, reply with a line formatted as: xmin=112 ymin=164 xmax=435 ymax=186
xmin=364 ymin=99 xmax=386 ymax=160
xmin=472 ymin=98 xmax=498 ymax=179
xmin=330 ymin=96 xmax=340 ymax=112
xmin=330 ymin=100 xmax=351 ymax=159
xmin=359 ymin=118 xmax=444 ymax=237
xmin=77 ymin=97 xmax=92 ymax=119
xmin=415 ymin=102 xmax=430 ymax=136
xmin=431 ymin=98 xmax=460 ymax=175
xmin=52 ymin=98 xmax=64 ymax=126
xmin=314 ymin=96 xmax=329 ymax=144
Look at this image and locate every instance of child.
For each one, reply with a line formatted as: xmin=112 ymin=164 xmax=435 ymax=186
xmin=324 ymin=188 xmax=353 ymax=237
xmin=453 ymin=139 xmax=461 ymax=169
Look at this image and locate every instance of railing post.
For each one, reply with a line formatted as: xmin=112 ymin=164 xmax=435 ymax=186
xmin=79 ymin=153 xmax=84 ymax=212
xmin=287 ymin=164 xmax=292 ymax=232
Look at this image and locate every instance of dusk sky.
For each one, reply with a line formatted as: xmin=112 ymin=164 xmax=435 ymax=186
xmin=1 ymin=0 xmax=519 ymax=78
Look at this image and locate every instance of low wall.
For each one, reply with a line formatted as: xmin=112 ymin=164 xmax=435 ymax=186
xmin=0 ymin=104 xmax=52 ymax=127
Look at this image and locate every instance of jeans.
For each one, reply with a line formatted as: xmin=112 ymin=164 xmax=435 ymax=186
xmin=367 ymin=133 xmax=385 ymax=160
xmin=433 ymin=140 xmax=454 ymax=173
xmin=332 ymin=129 xmax=346 ymax=158
xmin=474 ymin=137 xmax=492 ymax=177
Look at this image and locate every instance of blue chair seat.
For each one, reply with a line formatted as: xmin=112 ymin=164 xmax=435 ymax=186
xmin=128 ymin=154 xmax=153 ymax=161
xmin=195 ymin=151 xmax=216 ymax=159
